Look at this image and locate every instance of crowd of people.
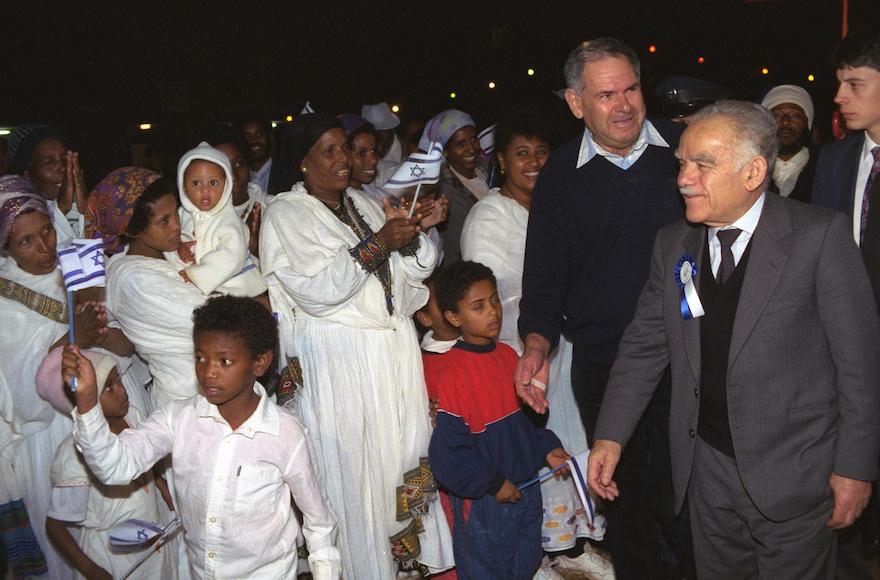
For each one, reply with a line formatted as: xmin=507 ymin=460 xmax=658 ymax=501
xmin=0 ymin=27 xmax=879 ymax=580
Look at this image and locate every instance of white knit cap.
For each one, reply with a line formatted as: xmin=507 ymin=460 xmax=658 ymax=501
xmin=761 ymin=85 xmax=815 ymax=129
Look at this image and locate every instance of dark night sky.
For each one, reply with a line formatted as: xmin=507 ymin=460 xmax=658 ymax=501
xmin=2 ymin=0 xmax=878 ymax=175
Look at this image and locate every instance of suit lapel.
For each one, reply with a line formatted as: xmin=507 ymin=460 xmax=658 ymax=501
xmin=728 ymin=194 xmax=791 ymax=368
xmin=843 ymin=134 xmax=865 ymax=219
xmin=680 ymin=225 xmax=706 ymax=384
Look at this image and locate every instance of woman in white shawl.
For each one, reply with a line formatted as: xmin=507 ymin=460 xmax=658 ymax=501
xmin=0 ymin=177 xmax=131 ymax=579
xmin=460 ymin=109 xmax=612 ymax=575
xmin=99 ymin=175 xmax=208 ymax=410
xmin=261 ymin=113 xmax=454 ymax=579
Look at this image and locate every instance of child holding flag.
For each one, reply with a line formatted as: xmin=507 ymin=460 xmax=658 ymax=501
xmin=61 ymin=296 xmax=341 ymax=579
xmin=427 ymin=261 xmax=569 ymax=579
xmin=45 ymin=351 xmax=176 ymax=580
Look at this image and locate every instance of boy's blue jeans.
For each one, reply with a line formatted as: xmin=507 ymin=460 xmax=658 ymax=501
xmin=450 ymin=485 xmax=543 ymax=579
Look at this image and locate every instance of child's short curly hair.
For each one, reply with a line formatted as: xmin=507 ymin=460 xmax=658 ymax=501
xmin=435 ymin=261 xmax=496 ymax=314
xmin=192 ymin=296 xmax=277 ymax=358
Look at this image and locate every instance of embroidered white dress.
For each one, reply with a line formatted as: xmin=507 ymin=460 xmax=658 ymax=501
xmin=261 ymin=184 xmax=454 ymax=579
xmin=461 ymin=190 xmax=597 ymax=550
xmin=106 ymin=248 xmax=208 ymax=409
xmin=0 ymin=260 xmax=75 ymax=579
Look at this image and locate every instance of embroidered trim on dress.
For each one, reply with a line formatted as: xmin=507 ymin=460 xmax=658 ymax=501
xmin=276 ymin=357 xmax=304 ymax=407
xmin=338 ymin=194 xmax=395 ymax=314
xmin=390 ymin=457 xmax=439 ymax=563
xmin=398 ymin=235 xmax=421 ymax=257
xmin=349 ymin=234 xmax=390 ymax=274
xmin=0 ymin=277 xmax=67 ymax=322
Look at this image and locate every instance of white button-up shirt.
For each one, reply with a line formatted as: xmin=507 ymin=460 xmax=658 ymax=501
xmin=708 ymin=193 xmax=766 ymax=276
xmin=575 ymin=119 xmax=670 ymax=170
xmin=74 ymin=383 xmax=341 ymax=579
xmin=852 ymin=133 xmax=880 ymax=245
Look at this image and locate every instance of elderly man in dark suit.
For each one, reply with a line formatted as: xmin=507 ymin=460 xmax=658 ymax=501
xmin=588 ymin=99 xmax=880 ymax=579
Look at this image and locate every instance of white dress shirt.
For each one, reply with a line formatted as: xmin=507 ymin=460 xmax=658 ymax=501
xmin=73 ymin=383 xmax=341 ymax=580
xmin=851 ymin=133 xmax=880 ymax=245
xmin=575 ymin=119 xmax=670 ymax=170
xmin=708 ymin=193 xmax=766 ymax=276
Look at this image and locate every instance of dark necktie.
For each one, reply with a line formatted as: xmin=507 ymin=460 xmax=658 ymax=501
xmin=716 ymin=228 xmax=742 ymax=284
xmin=859 ymin=146 xmax=880 ymax=245
xmin=860 ymin=146 xmax=880 ymax=309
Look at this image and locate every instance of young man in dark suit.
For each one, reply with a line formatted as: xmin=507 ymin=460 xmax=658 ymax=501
xmin=811 ymin=28 xmax=880 ymax=577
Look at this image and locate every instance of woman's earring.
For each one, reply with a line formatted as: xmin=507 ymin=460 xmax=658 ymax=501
xmin=301 ymin=167 xmax=308 ymax=174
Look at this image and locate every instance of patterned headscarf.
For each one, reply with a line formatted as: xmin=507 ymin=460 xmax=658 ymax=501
xmin=418 ymin=109 xmax=476 ymax=151
xmin=0 ymin=176 xmax=49 ymax=251
xmin=85 ymin=167 xmax=160 ymax=255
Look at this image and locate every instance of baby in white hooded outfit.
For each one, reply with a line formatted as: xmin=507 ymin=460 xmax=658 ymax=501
xmin=169 ymin=142 xmax=267 ymax=297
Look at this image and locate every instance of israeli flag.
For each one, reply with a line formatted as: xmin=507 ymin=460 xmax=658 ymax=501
xmin=566 ymin=450 xmax=596 ymax=525
xmin=300 ymin=101 xmax=316 ymax=114
xmin=384 ymin=142 xmax=444 ymax=190
xmin=478 ymin=123 xmax=496 ymax=156
xmin=58 ymin=238 xmax=106 ymax=292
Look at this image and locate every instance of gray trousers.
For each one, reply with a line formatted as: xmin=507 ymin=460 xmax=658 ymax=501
xmin=688 ymin=437 xmax=836 ymax=579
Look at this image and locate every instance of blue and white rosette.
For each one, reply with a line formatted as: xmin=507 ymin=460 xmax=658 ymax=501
xmin=675 ymin=254 xmax=704 ymax=319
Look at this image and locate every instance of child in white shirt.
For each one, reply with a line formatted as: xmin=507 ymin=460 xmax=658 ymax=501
xmin=63 ymin=296 xmax=341 ymax=579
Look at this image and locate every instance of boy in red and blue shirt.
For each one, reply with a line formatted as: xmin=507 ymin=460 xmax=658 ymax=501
xmin=427 ymin=261 xmax=568 ymax=579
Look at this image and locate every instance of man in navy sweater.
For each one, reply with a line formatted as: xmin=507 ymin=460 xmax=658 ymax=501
xmin=516 ymin=38 xmax=689 ymax=579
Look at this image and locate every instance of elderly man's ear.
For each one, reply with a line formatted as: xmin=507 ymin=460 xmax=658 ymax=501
xmin=744 ymin=156 xmax=769 ymax=193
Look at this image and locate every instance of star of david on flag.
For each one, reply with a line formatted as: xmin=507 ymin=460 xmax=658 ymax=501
xmin=58 ymin=238 xmax=107 ymax=292
xmin=384 ymin=141 xmax=443 ymax=190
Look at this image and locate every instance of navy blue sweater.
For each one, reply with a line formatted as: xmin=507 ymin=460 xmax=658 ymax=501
xmin=519 ymin=120 xmax=684 ymax=366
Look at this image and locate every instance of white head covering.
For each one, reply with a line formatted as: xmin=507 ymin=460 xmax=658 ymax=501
xmin=761 ymin=85 xmax=815 ymax=129
xmin=177 ymin=141 xmax=234 ymax=217
xmin=418 ymin=109 xmax=476 ymax=151
xmin=360 ymin=102 xmax=400 ymax=131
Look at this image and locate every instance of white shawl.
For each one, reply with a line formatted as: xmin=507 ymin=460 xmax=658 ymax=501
xmin=260 ymin=183 xmax=436 ymax=362
xmin=106 ymin=248 xmax=207 ymax=409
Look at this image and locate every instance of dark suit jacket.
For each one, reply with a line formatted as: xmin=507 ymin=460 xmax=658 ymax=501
xmin=594 ymin=193 xmax=880 ymax=521
xmin=811 ymin=132 xmax=865 ymax=216
xmin=811 ymin=132 xmax=880 ymax=307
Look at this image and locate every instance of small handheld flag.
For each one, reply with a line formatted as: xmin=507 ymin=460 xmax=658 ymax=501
xmin=566 ymin=450 xmax=595 ymax=525
xmin=110 ymin=516 xmax=182 ymax=579
xmin=478 ymin=124 xmax=496 ymax=157
xmin=384 ymin=142 xmax=444 ymax=218
xmin=516 ymin=449 xmax=595 ymax=526
xmin=58 ymin=238 xmax=107 ymax=391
